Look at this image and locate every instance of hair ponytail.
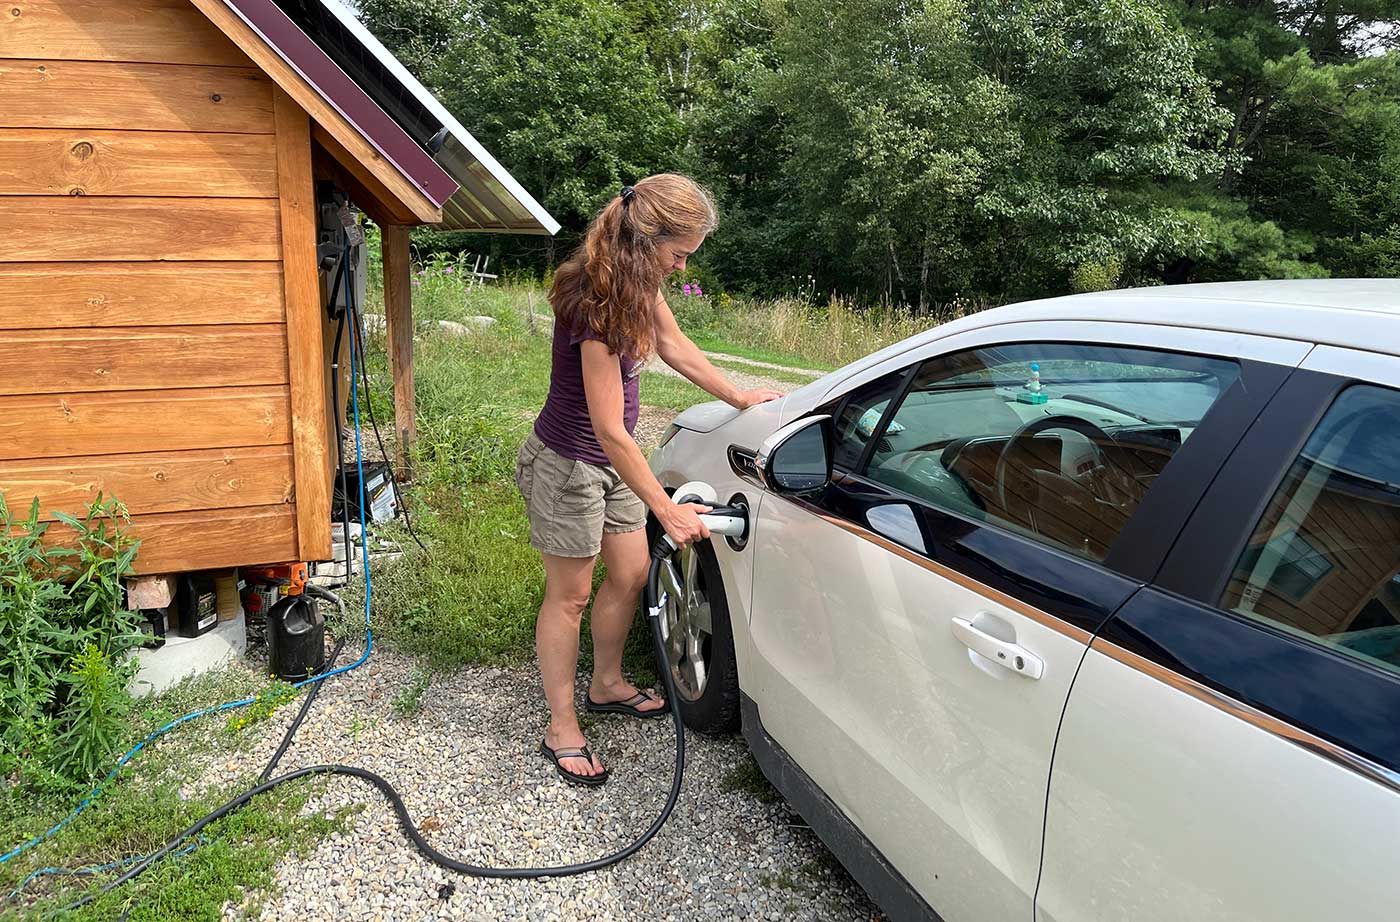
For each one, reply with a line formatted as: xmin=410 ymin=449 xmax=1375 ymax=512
xmin=550 ymin=173 xmax=717 ymax=360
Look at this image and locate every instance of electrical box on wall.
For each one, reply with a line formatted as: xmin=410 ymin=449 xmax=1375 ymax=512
xmin=316 ymin=183 xmax=367 ymax=317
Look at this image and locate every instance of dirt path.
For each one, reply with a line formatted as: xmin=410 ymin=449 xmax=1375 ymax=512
xmin=697 ymin=351 xmax=826 ymax=378
xmin=648 ymin=352 xmax=822 ymax=393
xmin=636 ymin=352 xmax=821 ymax=453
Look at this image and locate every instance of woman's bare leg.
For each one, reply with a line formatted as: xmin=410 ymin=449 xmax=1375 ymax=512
xmin=538 ymin=552 xmax=605 ymax=776
xmin=588 ymin=528 xmax=666 ymax=712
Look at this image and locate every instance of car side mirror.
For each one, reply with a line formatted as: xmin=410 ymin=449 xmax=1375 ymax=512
xmin=756 ymin=415 xmax=833 ymax=496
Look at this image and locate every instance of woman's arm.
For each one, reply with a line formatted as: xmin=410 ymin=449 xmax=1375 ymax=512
xmin=580 ymin=339 xmax=711 ymax=546
xmin=652 ymin=293 xmax=782 ymax=409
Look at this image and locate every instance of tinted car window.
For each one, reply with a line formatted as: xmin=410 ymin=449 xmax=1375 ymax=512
xmin=829 ymin=371 xmax=908 ymax=472
xmin=1222 ymin=384 xmax=1400 ymax=677
xmin=862 ymin=343 xmax=1240 ymax=561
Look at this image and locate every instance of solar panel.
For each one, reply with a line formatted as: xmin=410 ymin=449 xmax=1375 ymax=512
xmin=263 ymin=0 xmax=557 ymax=233
xmin=273 ymin=0 xmax=444 ymax=151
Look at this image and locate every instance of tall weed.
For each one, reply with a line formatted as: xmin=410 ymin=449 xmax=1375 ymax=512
xmin=0 ymin=492 xmax=142 ymax=787
xmin=660 ymin=281 xmax=986 ymax=369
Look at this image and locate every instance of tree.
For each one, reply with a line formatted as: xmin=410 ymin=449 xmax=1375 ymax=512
xmin=750 ymin=0 xmax=1232 ymax=305
xmin=677 ymin=0 xmax=800 ymax=296
xmin=969 ymin=0 xmax=1235 ymax=293
xmin=356 ymin=0 xmax=1400 ymax=304
xmin=360 ymin=0 xmax=685 ymax=261
xmin=763 ymin=0 xmax=1017 ymax=307
xmin=1173 ymin=0 xmax=1400 ymax=281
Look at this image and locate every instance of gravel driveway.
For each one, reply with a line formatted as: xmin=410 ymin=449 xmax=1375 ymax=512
xmin=213 ymin=350 xmax=876 ymax=919
xmin=216 ymin=647 xmax=884 ymax=921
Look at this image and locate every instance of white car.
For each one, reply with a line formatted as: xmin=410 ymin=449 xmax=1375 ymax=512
xmin=648 ymin=280 xmax=1400 ymax=922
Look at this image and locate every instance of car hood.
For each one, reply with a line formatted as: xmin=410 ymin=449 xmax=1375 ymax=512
xmin=671 ymin=397 xmax=797 ymax=443
xmin=671 ymin=400 xmax=746 ymax=433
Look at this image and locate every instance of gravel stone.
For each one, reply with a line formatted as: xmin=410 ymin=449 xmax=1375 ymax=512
xmin=215 ymin=648 xmax=885 ymax=921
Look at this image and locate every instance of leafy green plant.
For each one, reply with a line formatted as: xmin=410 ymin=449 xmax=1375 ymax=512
xmin=391 ymin=668 xmax=431 ymax=717
xmin=50 ymin=644 xmax=135 ymax=783
xmin=0 ymin=491 xmax=142 ymax=786
xmin=1072 ymin=256 xmax=1125 ymax=294
xmin=226 ymin=680 xmax=298 ymax=734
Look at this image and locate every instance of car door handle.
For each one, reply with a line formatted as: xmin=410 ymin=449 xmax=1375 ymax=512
xmin=951 ymin=617 xmax=1044 ymax=679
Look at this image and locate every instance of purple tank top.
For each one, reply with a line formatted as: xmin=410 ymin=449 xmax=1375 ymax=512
xmin=533 ymin=320 xmax=640 ymax=466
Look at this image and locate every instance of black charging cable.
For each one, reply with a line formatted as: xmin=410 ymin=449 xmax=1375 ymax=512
xmin=58 ymin=556 xmax=692 ymax=910
xmin=54 ymin=241 xmax=699 ymax=911
xmin=328 ymin=254 xmax=358 ymax=573
xmin=343 ymin=245 xmax=429 ymax=555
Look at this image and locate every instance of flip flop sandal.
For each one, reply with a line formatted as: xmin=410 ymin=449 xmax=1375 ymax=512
xmin=585 ymin=690 xmax=668 ymax=720
xmin=539 ymin=740 xmax=609 ymax=787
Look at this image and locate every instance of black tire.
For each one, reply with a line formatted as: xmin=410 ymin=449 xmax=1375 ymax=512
xmin=646 ymin=514 xmax=742 ymax=735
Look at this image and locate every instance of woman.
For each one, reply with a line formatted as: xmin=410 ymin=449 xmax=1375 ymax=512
xmin=516 ymin=174 xmax=781 ymax=786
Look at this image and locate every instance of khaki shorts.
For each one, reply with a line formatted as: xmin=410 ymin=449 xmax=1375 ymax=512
xmin=514 ymin=432 xmax=647 ymax=558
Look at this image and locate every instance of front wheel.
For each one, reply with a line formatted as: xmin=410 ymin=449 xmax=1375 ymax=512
xmin=647 ymin=516 xmax=741 ymax=734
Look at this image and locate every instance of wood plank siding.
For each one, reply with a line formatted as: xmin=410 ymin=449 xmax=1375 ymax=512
xmin=0 ymin=130 xmax=279 ymax=197
xmin=0 ymin=197 xmax=283 ymax=262
xmin=0 ymin=263 xmax=286 ymax=329
xmin=0 ymin=446 xmax=296 ymax=523
xmin=0 ymin=60 xmax=276 ymax=133
xmin=0 ymin=0 xmax=252 ymax=67
xmin=1226 ymin=467 xmax=1400 ymax=637
xmin=0 ymin=325 xmax=290 ymax=395
xmin=0 ymin=0 xmax=330 ymax=575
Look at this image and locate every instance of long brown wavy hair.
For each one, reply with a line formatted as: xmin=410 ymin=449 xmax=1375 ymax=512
xmin=550 ymin=173 xmax=718 ymax=361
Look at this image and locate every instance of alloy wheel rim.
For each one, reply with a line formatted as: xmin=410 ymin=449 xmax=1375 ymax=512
xmin=657 ymin=546 xmax=712 ymax=701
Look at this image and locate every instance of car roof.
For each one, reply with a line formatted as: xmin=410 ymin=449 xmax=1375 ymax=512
xmin=859 ymin=279 xmax=1400 ymax=372
xmin=793 ymin=280 xmax=1400 ymax=406
xmin=952 ymin=279 xmax=1400 ymax=347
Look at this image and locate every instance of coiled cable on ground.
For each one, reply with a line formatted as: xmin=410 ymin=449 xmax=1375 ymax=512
xmin=27 ymin=237 xmax=693 ymax=914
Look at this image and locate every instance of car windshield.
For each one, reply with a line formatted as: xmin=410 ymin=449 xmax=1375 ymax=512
xmin=924 ymin=358 xmax=1227 ymax=428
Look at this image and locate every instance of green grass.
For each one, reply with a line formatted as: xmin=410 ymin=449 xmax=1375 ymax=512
xmin=673 ymin=293 xmax=950 ymax=369
xmin=385 ymin=278 xmax=931 ymax=374
xmin=0 ymin=669 xmax=354 ymax=921
xmin=689 ymin=335 xmax=837 ymax=373
xmin=720 ymin=754 xmax=782 ymax=804
xmin=707 ymin=357 xmax=823 ymax=386
xmin=639 ymin=370 xmax=712 ymax=412
xmin=391 ymin=668 xmax=432 ymax=718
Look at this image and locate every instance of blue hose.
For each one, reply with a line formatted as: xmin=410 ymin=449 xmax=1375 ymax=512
xmin=0 ymin=302 xmax=377 ymax=873
xmin=7 ymin=840 xmax=202 ymax=901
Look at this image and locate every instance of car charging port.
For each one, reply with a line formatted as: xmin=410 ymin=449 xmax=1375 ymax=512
xmin=724 ymin=493 xmax=750 ymax=551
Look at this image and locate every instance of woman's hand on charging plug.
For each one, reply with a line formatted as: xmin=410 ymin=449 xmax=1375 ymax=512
xmin=660 ymin=501 xmax=711 ymax=547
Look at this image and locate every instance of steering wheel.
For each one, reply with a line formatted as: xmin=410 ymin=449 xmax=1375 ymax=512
xmin=993 ymin=414 xmax=1117 ymax=521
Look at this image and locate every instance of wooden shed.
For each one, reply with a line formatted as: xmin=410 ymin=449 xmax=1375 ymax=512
xmin=0 ymin=1 xmax=557 ymax=581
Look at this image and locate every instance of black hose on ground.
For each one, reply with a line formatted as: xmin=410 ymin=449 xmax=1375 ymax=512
xmin=259 ymin=635 xmax=347 ymax=784
xmin=58 ymin=591 xmax=686 ymax=912
xmin=53 ymin=234 xmax=693 ymax=910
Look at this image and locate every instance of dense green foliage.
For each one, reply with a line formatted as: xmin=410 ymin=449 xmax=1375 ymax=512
xmin=0 ymin=493 xmax=143 ymax=789
xmin=360 ymin=0 xmax=1400 ymax=305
